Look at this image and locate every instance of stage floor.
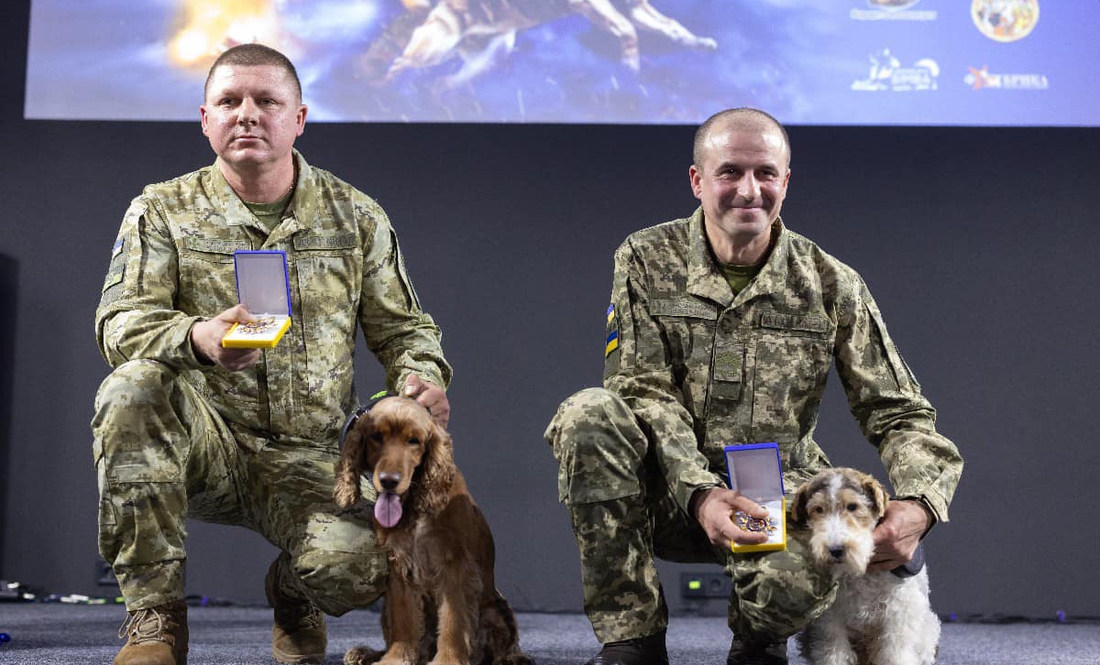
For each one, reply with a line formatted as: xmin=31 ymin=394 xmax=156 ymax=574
xmin=0 ymin=603 xmax=1097 ymax=664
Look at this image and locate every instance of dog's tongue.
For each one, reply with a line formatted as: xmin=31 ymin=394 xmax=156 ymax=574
xmin=374 ymin=492 xmax=403 ymax=528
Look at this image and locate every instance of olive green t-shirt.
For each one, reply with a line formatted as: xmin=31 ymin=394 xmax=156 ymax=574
xmin=718 ymin=262 xmax=763 ymax=296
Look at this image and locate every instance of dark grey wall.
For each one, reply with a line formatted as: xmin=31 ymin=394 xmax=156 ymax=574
xmin=3 ymin=1 xmax=1099 ymax=621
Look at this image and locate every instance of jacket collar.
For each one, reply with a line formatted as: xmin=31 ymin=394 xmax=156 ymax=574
xmin=208 ymin=149 xmax=313 ymax=244
xmin=686 ymin=207 xmax=790 ymax=308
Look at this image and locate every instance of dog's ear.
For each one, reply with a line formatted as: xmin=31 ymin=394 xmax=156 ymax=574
xmin=790 ymin=479 xmax=811 ymax=525
xmin=334 ymin=416 xmax=369 ymax=509
xmin=860 ymin=473 xmax=890 ymax=520
xmin=416 ymin=420 xmax=456 ymax=516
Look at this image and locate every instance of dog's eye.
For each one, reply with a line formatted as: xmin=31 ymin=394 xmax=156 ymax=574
xmin=846 ymin=503 xmax=860 ymax=512
xmin=407 ymin=437 xmax=421 ymax=446
xmin=369 ymin=432 xmax=383 ymax=444
xmin=811 ymin=505 xmax=825 ymax=515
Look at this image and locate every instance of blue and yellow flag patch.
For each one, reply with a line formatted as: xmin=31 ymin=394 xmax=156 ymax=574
xmin=604 ymin=303 xmax=620 ymax=357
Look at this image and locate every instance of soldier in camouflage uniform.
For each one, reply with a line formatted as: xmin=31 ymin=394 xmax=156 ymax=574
xmin=545 ymin=108 xmax=962 ymax=665
xmin=92 ymin=44 xmax=452 ymax=665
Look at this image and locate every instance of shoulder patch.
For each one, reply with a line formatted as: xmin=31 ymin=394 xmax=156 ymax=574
xmin=605 ymin=303 xmax=620 ymax=357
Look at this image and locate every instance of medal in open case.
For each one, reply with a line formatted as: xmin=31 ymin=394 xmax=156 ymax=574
xmin=723 ymin=442 xmax=786 ymax=553
xmin=221 ymin=250 xmax=292 ymax=349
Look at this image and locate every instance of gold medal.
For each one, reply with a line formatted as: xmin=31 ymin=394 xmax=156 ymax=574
xmin=734 ymin=511 xmax=778 ymax=534
xmin=238 ymin=317 xmax=277 ymax=335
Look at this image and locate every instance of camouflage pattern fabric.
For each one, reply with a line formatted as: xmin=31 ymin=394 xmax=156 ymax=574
xmin=92 ymin=151 xmax=450 ymax=612
xmin=546 ymin=208 xmax=962 ymax=642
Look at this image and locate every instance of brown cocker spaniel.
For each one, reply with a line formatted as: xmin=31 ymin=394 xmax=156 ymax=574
xmin=334 ymin=396 xmax=533 ymax=665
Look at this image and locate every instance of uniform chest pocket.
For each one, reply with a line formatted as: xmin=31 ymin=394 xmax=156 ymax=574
xmin=751 ymin=314 xmax=834 ymax=442
xmin=650 ymin=297 xmax=717 ymax=366
xmin=650 ymin=297 xmax=718 ymax=421
xmin=294 ymin=247 xmax=360 ymax=398
xmin=177 ymin=239 xmax=250 ymax=317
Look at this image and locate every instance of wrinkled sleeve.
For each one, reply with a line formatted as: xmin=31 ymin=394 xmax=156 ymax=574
xmin=603 ymin=239 xmax=721 ymax=515
xmin=834 ymin=277 xmax=963 ymax=522
xmin=356 ymin=199 xmax=452 ymax=393
xmin=95 ymin=196 xmax=209 ymax=370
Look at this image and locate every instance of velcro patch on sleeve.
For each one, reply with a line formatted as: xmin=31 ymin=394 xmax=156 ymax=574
xmin=605 ymin=303 xmax=620 ymax=357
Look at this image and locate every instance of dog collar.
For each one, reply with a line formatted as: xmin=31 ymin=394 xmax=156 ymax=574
xmin=338 ymin=390 xmax=394 ymax=451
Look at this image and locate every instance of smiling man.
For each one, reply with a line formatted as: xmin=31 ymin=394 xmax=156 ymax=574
xmin=93 ymin=44 xmax=452 ymax=665
xmin=545 ymin=108 xmax=962 ymax=665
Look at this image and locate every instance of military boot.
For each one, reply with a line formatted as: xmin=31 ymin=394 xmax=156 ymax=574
xmin=265 ymin=559 xmax=327 ymax=664
xmin=584 ymin=631 xmax=668 ymax=665
xmin=726 ymin=635 xmax=788 ymax=665
xmin=114 ymin=600 xmax=188 ymax=665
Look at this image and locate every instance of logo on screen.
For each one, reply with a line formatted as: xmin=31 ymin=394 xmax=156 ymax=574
xmin=971 ymin=0 xmax=1040 ymax=42
xmin=964 ymin=66 xmax=1050 ymax=90
xmin=852 ymin=49 xmax=939 ymax=92
xmin=851 ymin=0 xmax=935 ymax=22
xmin=867 ymin=0 xmax=922 ymax=10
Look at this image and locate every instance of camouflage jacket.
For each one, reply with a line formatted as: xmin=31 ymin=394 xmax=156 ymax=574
xmin=603 ymin=208 xmax=961 ymax=520
xmin=96 ymin=151 xmax=451 ymax=450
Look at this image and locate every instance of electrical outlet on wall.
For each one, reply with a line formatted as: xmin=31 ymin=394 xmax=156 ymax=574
xmin=680 ymin=571 xmax=730 ymax=599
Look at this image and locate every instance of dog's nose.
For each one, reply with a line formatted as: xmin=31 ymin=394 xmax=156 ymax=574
xmin=829 ymin=546 xmax=845 ymax=560
xmin=378 ymin=472 xmax=400 ymax=492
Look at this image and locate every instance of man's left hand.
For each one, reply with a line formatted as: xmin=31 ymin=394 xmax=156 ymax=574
xmin=869 ymin=499 xmax=932 ymax=572
xmin=404 ymin=374 xmax=450 ymax=429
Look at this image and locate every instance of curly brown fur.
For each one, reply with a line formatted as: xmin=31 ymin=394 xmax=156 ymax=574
xmin=333 ymin=396 xmax=533 ymax=665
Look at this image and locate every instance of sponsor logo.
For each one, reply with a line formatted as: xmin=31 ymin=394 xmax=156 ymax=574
xmin=851 ymin=0 xmax=936 ymax=22
xmin=852 ymin=49 xmax=939 ymax=92
xmin=971 ymin=0 xmax=1039 ymax=42
xmin=964 ymin=65 xmax=1050 ymax=90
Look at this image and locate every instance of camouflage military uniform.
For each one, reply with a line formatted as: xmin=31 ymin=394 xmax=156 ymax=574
xmin=546 ymin=208 xmax=962 ymax=643
xmin=93 ymin=150 xmax=451 ymax=614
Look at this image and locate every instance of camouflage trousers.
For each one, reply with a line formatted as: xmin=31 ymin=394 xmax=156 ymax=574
xmin=91 ymin=359 xmax=387 ymax=614
xmin=545 ymin=388 xmax=836 ymax=644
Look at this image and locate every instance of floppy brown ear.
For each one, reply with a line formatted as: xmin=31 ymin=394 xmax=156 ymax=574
xmin=334 ymin=420 xmax=367 ymax=508
xmin=790 ymin=480 xmax=812 ymax=525
xmin=415 ymin=420 xmax=456 ymax=516
xmin=861 ymin=473 xmax=890 ymax=520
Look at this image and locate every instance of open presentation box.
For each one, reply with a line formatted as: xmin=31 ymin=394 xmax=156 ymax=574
xmin=723 ymin=442 xmax=787 ymax=553
xmin=221 ymin=250 xmax=292 ymax=349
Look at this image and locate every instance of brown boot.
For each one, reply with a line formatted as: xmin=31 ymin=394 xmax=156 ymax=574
xmin=265 ymin=559 xmax=327 ymax=664
xmin=114 ymin=600 xmax=188 ymax=665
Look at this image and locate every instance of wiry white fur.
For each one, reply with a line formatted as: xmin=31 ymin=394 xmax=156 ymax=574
xmin=796 ymin=468 xmax=940 ymax=665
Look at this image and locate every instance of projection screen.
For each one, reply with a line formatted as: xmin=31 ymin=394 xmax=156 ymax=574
xmin=24 ymin=0 xmax=1099 ymax=126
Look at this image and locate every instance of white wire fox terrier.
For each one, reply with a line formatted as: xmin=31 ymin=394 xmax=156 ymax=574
xmin=790 ymin=468 xmax=940 ymax=665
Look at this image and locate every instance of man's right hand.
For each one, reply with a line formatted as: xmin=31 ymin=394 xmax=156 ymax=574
xmin=692 ymin=487 xmax=770 ymax=549
xmin=190 ymin=304 xmax=262 ymax=371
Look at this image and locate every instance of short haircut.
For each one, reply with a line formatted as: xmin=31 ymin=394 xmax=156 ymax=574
xmin=693 ymin=108 xmax=791 ymax=169
xmin=203 ymin=43 xmax=302 ymax=102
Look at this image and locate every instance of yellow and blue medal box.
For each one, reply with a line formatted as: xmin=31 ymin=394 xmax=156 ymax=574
xmin=221 ymin=250 xmax=292 ymax=349
xmin=723 ymin=443 xmax=787 ymax=553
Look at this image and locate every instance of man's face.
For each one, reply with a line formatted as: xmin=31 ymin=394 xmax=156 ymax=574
xmin=200 ymin=64 xmax=306 ymax=170
xmin=689 ymin=122 xmax=790 ymax=248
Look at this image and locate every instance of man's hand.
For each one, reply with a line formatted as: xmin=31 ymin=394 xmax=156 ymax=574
xmin=404 ymin=374 xmax=450 ymax=429
xmin=692 ymin=487 xmax=770 ymax=549
xmin=869 ymin=499 xmax=932 ymax=572
xmin=190 ymin=304 xmax=262 ymax=371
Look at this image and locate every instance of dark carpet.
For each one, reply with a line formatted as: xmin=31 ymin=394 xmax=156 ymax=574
xmin=0 ymin=603 xmax=1097 ymax=664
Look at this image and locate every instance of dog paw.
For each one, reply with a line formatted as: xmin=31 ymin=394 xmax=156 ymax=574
xmin=344 ymin=645 xmax=386 ymax=665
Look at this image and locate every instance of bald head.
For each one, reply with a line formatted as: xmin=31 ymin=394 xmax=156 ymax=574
xmin=693 ymin=108 xmax=790 ymax=170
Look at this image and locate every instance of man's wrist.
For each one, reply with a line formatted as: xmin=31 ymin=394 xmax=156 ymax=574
xmin=688 ymin=485 xmax=720 ymax=520
xmin=899 ymin=496 xmax=936 ymax=537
